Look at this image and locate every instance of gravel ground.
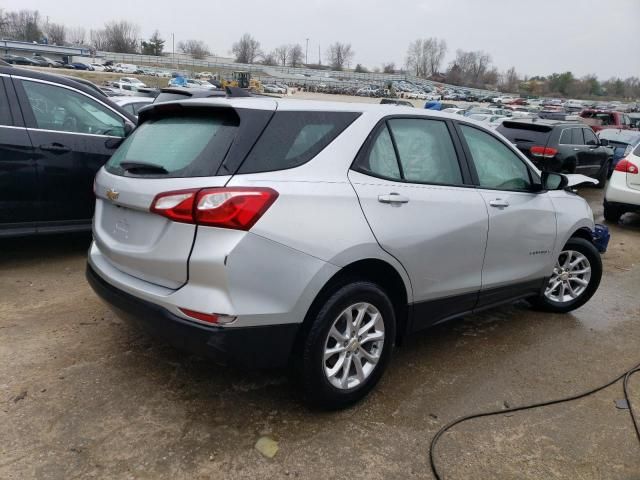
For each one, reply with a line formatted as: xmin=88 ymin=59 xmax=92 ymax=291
xmin=1 ymin=174 xmax=639 ymax=479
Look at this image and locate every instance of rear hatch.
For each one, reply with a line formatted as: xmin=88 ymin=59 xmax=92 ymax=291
xmin=93 ymin=100 xmax=276 ymax=289
xmin=496 ymin=121 xmax=553 ymax=163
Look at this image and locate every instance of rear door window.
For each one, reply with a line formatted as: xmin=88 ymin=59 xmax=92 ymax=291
xmin=570 ymin=128 xmax=585 ymax=145
xmin=106 ymin=112 xmax=239 ymax=177
xmin=387 ymin=118 xmax=463 ymax=185
xmin=238 ymin=111 xmax=360 ymax=173
xmin=0 ymin=80 xmax=11 ymax=125
xmin=496 ymin=122 xmax=552 ymax=147
xmin=583 ymin=128 xmax=598 ymax=146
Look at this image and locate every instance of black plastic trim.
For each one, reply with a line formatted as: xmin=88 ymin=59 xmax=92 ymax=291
xmin=86 ymin=263 xmax=299 ymax=368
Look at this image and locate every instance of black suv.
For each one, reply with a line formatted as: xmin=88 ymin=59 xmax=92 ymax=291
xmin=0 ymin=66 xmax=137 ymax=237
xmin=496 ymin=119 xmax=612 ymax=187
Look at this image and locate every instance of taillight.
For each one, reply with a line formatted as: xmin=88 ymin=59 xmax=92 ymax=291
xmin=150 ymin=188 xmax=198 ymax=223
xmin=530 ymin=146 xmax=558 ymax=159
xmin=615 ymin=159 xmax=639 ymax=174
xmin=150 ymin=187 xmax=278 ymax=230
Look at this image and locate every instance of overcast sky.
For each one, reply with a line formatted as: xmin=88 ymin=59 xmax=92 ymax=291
xmin=3 ymin=0 xmax=639 ymax=78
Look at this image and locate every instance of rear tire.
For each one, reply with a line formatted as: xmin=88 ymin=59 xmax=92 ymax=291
xmin=530 ymin=238 xmax=602 ymax=313
xmin=603 ymin=203 xmax=623 ymax=223
xmin=299 ymin=281 xmax=396 ymax=410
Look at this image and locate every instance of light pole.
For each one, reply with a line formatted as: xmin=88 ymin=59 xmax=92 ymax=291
xmin=305 ymin=38 xmax=309 ymax=65
xmin=172 ymin=33 xmax=175 ymax=69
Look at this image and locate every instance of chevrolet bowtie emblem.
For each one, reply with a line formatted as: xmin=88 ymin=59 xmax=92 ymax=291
xmin=106 ymin=189 xmax=119 ymax=201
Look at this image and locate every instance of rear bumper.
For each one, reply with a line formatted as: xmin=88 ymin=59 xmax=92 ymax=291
xmin=86 ymin=263 xmax=299 ymax=368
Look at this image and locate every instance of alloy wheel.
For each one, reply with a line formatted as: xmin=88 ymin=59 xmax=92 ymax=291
xmin=323 ymin=302 xmax=385 ymax=390
xmin=544 ymin=250 xmax=592 ymax=304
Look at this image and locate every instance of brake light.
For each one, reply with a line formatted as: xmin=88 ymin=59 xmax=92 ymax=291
xmin=615 ymin=159 xmax=638 ymax=174
xmin=150 ymin=187 xmax=278 ymax=230
xmin=150 ymin=189 xmax=198 ymax=223
xmin=530 ymin=146 xmax=558 ymax=159
xmin=179 ymin=308 xmax=219 ymax=324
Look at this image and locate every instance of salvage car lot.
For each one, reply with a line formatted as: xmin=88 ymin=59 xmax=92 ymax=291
xmin=1 ymin=188 xmax=639 ymax=479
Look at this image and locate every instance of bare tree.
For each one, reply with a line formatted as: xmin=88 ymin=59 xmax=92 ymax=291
xmin=178 ymin=39 xmax=210 ymax=59
xmin=90 ymin=29 xmax=108 ymax=51
xmin=67 ymin=27 xmax=86 ymax=45
xmin=274 ymin=45 xmax=290 ymax=66
xmin=325 ymin=42 xmax=354 ymax=71
xmin=261 ymin=50 xmax=278 ymax=66
xmin=501 ymin=66 xmax=519 ymax=92
xmin=93 ymin=21 xmax=139 ymax=53
xmin=44 ymin=22 xmax=65 ymax=45
xmin=2 ymin=9 xmax=42 ymax=42
xmin=289 ymin=44 xmax=304 ymax=67
xmin=405 ymin=37 xmax=447 ymax=78
xmin=447 ymin=49 xmax=494 ymax=87
xmin=425 ymin=38 xmax=447 ymax=76
xmin=382 ymin=62 xmax=395 ymax=73
xmin=231 ymin=33 xmax=261 ymax=64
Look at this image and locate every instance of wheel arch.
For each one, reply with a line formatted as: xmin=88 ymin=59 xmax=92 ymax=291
xmin=296 ymin=258 xmax=412 ymax=350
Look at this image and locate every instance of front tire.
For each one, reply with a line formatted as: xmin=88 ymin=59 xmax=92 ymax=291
xmin=531 ymin=238 xmax=602 ymax=313
xmin=300 ymin=281 xmax=396 ymax=410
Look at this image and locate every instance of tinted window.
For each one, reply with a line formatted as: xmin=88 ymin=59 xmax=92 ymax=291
xmin=496 ymin=122 xmax=552 ymax=147
xmin=239 ymin=111 xmax=359 ymax=173
xmin=106 ymin=112 xmax=238 ymax=177
xmin=21 ymin=80 xmax=125 ymax=136
xmin=360 ymin=125 xmax=401 ymax=179
xmin=461 ymin=125 xmax=532 ymax=191
xmin=0 ymin=80 xmax=11 ymax=126
xmin=583 ymin=128 xmax=598 ymax=146
xmin=388 ymin=119 xmax=462 ymax=185
xmin=571 ymin=128 xmax=585 ymax=145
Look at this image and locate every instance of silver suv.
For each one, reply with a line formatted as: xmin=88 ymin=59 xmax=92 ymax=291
xmin=87 ymin=98 xmax=603 ymax=408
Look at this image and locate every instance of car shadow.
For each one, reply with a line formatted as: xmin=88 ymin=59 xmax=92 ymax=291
xmin=0 ymin=232 xmax=92 ymax=266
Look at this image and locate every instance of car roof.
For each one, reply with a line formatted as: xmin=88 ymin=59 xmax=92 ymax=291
xmin=113 ymin=96 xmax=154 ymax=105
xmin=141 ymin=96 xmax=475 ymax=124
xmin=499 ymin=118 xmax=584 ymax=128
xmin=0 ymin=66 xmax=137 ymax=123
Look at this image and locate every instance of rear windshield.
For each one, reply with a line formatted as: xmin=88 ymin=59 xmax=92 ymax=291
xmin=238 ymin=111 xmax=360 ymax=174
xmin=105 ymin=112 xmax=238 ymax=177
xmin=496 ymin=122 xmax=553 ymax=146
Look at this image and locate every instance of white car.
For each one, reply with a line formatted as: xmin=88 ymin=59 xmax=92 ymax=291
xmin=112 ymin=96 xmax=154 ymax=117
xmin=115 ymin=77 xmax=147 ymax=88
xmin=264 ymin=84 xmax=286 ymax=94
xmin=495 ymin=96 xmax=516 ymax=104
xmin=90 ymin=63 xmax=106 ymax=72
xmin=88 ymin=99 xmax=604 ymax=408
xmin=604 ymin=143 xmax=640 ymax=222
xmin=113 ymin=63 xmax=138 ymax=74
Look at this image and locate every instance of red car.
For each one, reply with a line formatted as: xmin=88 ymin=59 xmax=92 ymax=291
xmin=580 ymin=110 xmax=635 ymax=132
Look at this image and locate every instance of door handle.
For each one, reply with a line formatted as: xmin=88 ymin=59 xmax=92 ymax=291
xmin=573 ymin=147 xmax=581 ymax=151
xmin=39 ymin=143 xmax=71 ymax=154
xmin=489 ymin=198 xmax=510 ymax=208
xmin=378 ymin=192 xmax=410 ymax=204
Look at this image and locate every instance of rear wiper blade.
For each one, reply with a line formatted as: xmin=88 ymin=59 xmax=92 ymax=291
xmin=120 ymin=161 xmax=168 ymax=174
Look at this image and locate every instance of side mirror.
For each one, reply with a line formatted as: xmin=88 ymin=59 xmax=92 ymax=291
xmin=541 ymin=171 xmax=568 ymax=190
xmin=599 ymin=138 xmax=609 ymax=147
xmin=124 ymin=123 xmax=134 ymax=137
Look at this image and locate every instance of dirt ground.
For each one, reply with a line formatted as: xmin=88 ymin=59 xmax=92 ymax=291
xmin=1 ymin=185 xmax=639 ymax=479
